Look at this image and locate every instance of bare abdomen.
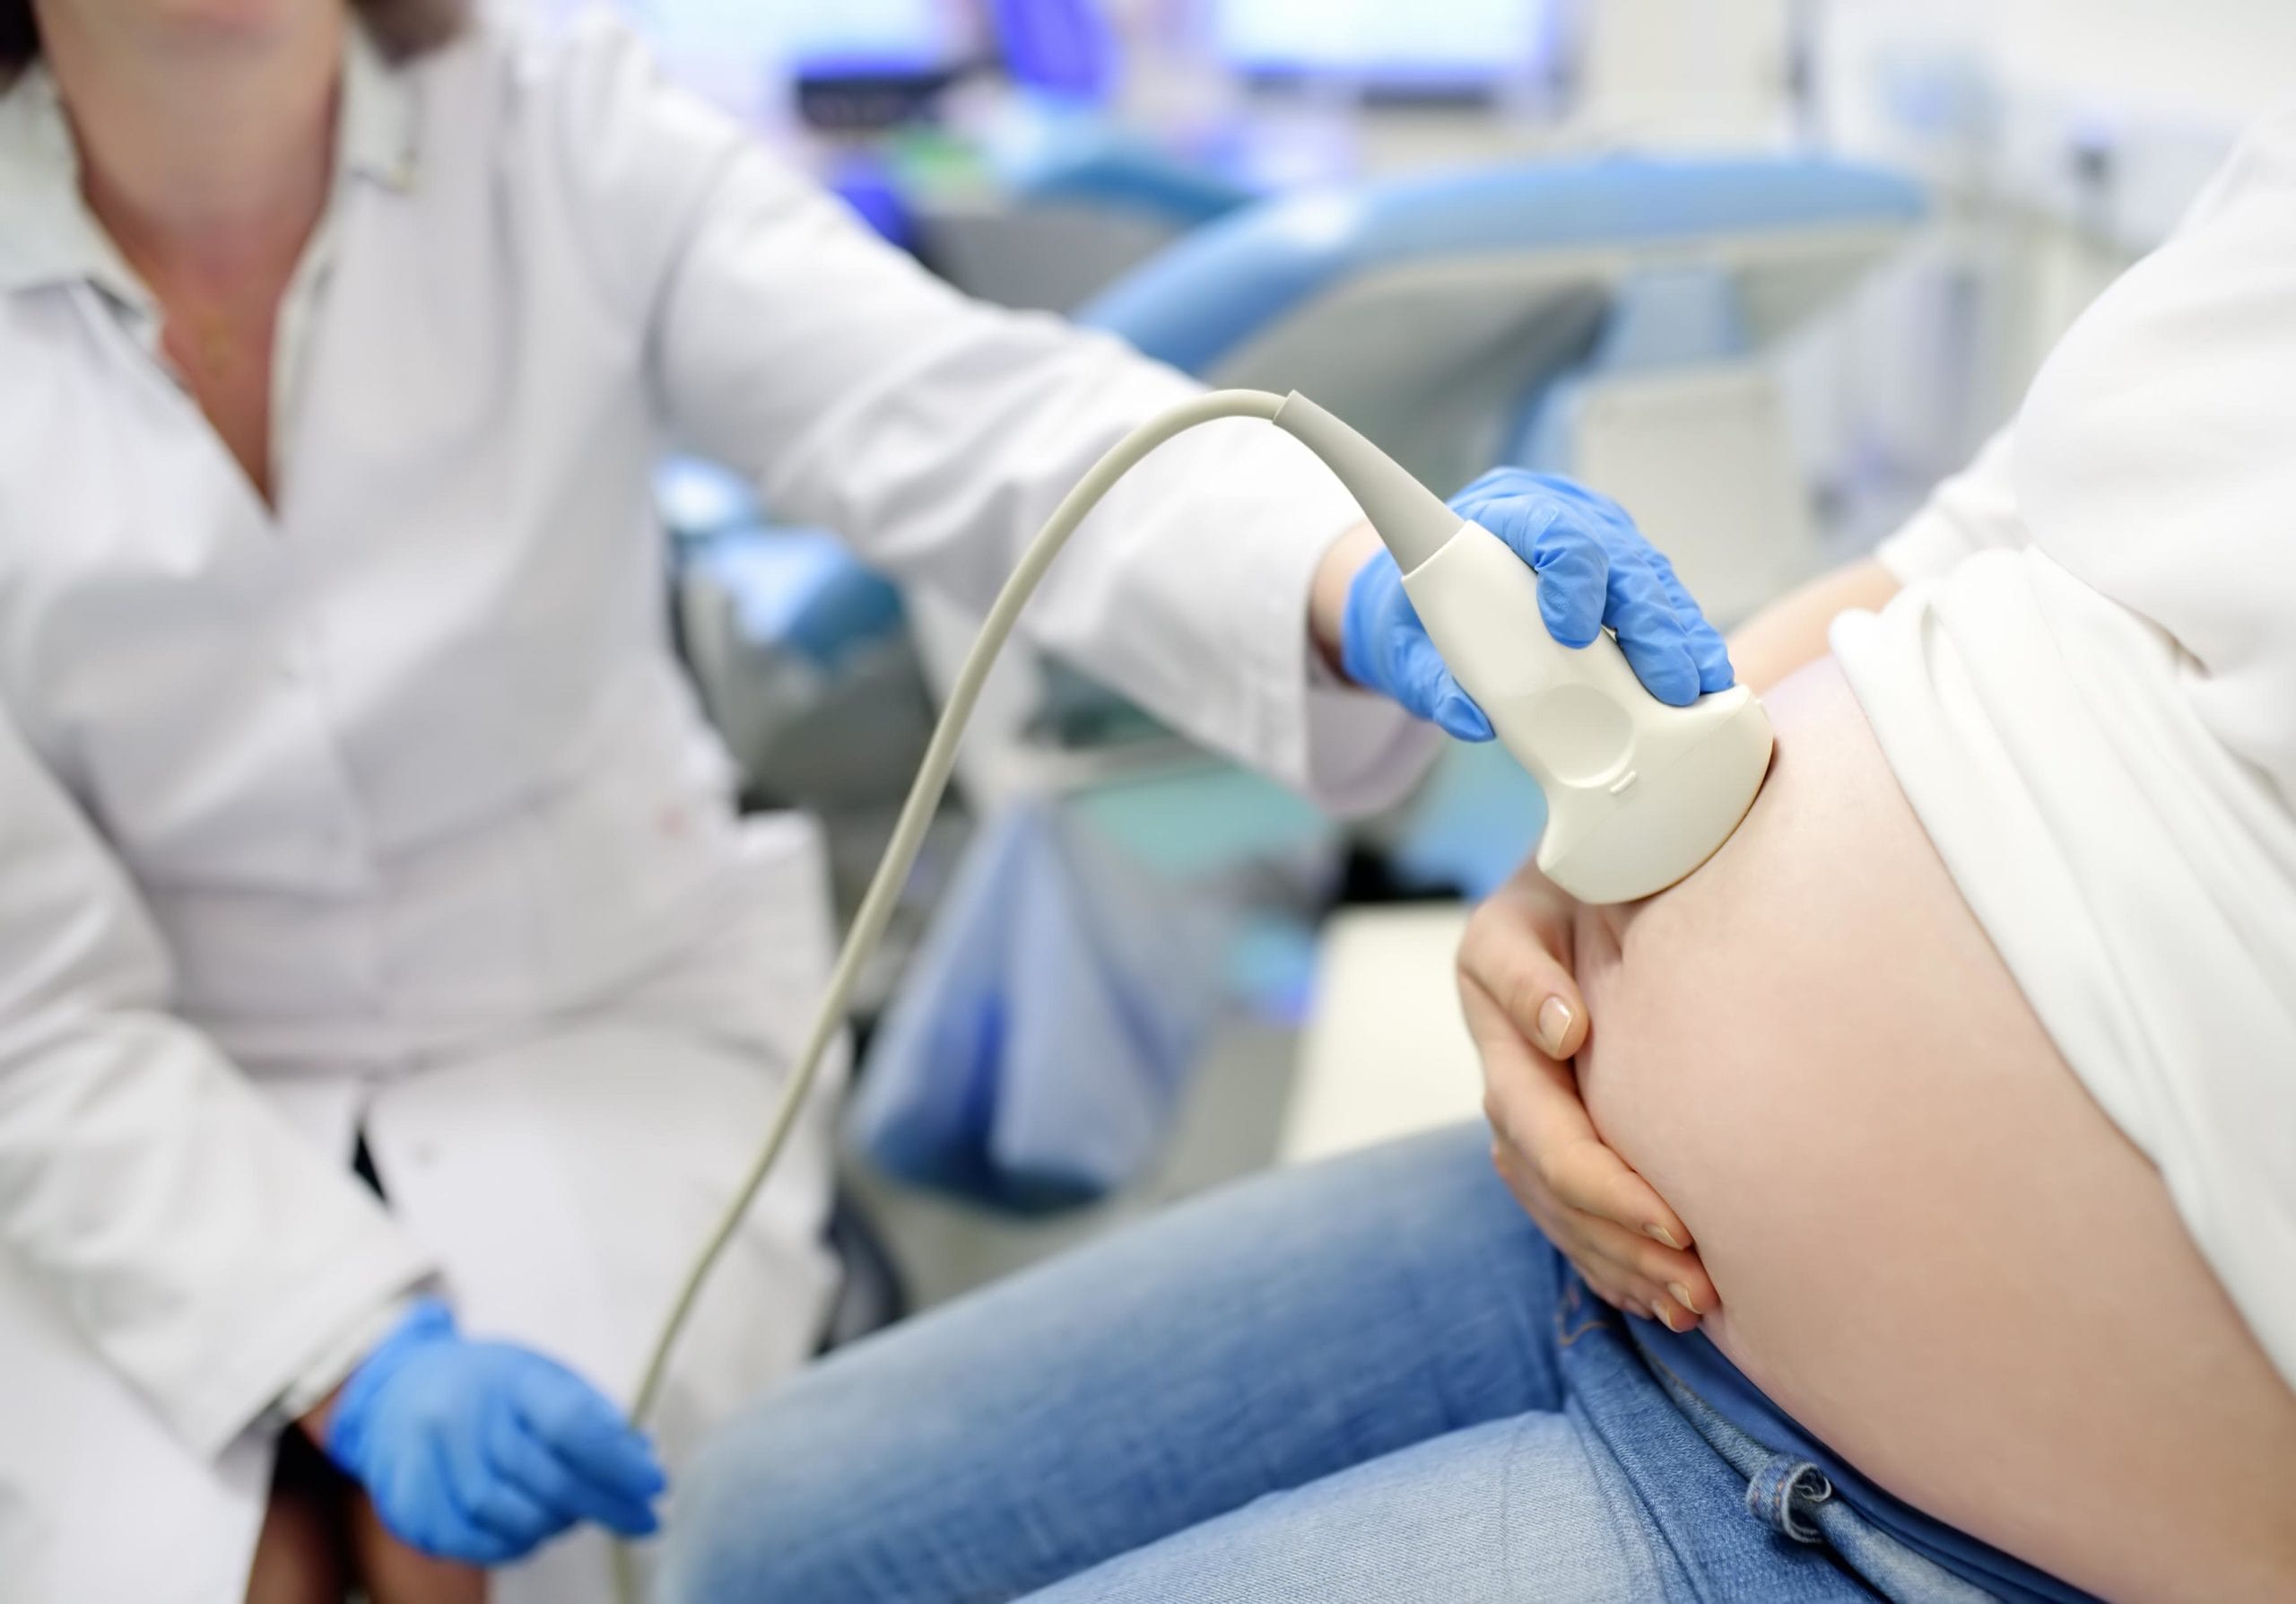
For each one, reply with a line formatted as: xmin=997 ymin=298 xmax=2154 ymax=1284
xmin=1571 ymin=658 xmax=2296 ymax=1603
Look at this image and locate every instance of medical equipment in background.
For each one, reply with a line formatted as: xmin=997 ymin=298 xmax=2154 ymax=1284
xmin=622 ymin=0 xmax=981 ymax=129
xmin=845 ymin=795 xmax=1231 ymax=1211
xmin=1573 ymin=0 xmax=1805 ymax=148
xmin=909 ymin=154 xmax=1925 ymax=809
xmin=613 ymin=387 xmax=1772 ymax=1596
xmin=914 ymin=0 xmax=1816 ymax=311
xmin=908 ymin=0 xmax=1570 ymax=315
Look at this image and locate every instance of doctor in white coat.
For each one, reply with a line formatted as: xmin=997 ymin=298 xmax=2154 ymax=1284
xmin=0 ymin=0 xmax=1449 ymax=1600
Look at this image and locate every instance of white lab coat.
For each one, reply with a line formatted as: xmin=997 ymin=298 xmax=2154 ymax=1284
xmin=0 ymin=15 xmax=1429 ymax=1604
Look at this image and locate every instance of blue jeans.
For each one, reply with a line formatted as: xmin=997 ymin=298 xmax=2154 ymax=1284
xmin=662 ymin=1127 xmax=1998 ymax=1602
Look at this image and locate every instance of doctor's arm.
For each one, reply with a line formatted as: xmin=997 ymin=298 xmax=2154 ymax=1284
xmin=0 ymin=702 xmax=661 ymax=1565
xmin=546 ymin=28 xmax=1430 ymax=814
xmin=0 ymin=699 xmax=432 ymax=1460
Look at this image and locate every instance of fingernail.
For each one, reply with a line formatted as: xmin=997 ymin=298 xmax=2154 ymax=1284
xmin=1653 ymin=1301 xmax=1683 ymax=1333
xmin=1667 ymin=1282 xmax=1701 ymax=1317
xmin=1535 ymin=997 xmax=1574 ymax=1057
xmin=1439 ymin=694 xmax=1493 ymax=742
xmin=1646 ymin=1224 xmax=1683 ymax=1251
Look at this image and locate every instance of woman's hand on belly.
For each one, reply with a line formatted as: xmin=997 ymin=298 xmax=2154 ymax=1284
xmin=1458 ymin=865 xmax=1718 ymax=1332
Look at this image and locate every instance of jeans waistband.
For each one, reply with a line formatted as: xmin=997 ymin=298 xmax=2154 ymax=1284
xmin=1636 ymin=1337 xmax=2004 ymax=1604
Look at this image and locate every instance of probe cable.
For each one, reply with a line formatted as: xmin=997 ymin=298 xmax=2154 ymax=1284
xmin=613 ymin=389 xmax=1290 ymax=1601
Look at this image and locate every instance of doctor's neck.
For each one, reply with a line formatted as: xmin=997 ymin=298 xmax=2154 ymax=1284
xmin=33 ymin=0 xmax=341 ymax=277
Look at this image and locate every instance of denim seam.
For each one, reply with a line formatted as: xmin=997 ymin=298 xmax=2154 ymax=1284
xmin=1554 ymin=1278 xmax=1613 ymax=1350
xmin=1497 ymin=1407 xmax=1530 ymax=1593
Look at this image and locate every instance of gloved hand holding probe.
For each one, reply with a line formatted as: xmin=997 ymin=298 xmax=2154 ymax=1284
xmin=1341 ymin=467 xmax=1737 ymax=737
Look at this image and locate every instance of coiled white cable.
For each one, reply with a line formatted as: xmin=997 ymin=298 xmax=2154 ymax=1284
xmin=614 ymin=389 xmax=1289 ymax=1602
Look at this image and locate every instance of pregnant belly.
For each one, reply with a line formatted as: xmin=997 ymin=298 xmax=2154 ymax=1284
xmin=1570 ymin=658 xmax=2296 ymax=1603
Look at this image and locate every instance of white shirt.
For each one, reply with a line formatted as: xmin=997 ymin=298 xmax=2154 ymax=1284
xmin=0 ymin=17 xmax=1426 ymax=1459
xmin=1831 ymin=107 xmax=2296 ymax=1392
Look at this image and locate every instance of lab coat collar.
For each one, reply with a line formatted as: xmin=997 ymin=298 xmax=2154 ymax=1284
xmin=0 ymin=19 xmax=419 ymax=299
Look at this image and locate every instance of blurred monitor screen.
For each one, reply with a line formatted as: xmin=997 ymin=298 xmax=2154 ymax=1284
xmin=1211 ymin=0 xmax=1555 ymax=90
xmin=609 ymin=0 xmax=972 ymax=77
xmin=758 ymin=0 xmax=970 ymax=75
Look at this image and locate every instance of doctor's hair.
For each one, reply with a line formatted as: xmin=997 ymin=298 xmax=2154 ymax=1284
xmin=1 ymin=0 xmax=468 ymax=78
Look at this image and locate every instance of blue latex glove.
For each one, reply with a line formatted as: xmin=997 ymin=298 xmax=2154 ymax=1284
xmin=325 ymin=1299 xmax=666 ymax=1566
xmin=1341 ymin=468 xmax=1735 ymax=739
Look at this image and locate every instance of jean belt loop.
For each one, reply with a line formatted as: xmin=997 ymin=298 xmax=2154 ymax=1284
xmin=1745 ymin=1453 xmax=1834 ymax=1545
